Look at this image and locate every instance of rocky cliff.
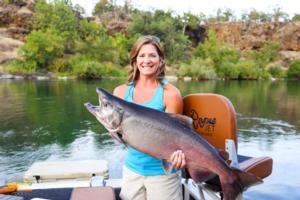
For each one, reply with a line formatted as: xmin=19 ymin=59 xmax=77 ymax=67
xmin=208 ymin=22 xmax=300 ymax=50
xmin=0 ymin=0 xmax=34 ymax=64
xmin=207 ymin=21 xmax=300 ymax=63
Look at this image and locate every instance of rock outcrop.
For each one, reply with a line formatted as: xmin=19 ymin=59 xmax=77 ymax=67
xmin=0 ymin=0 xmax=34 ymax=64
xmin=186 ymin=21 xmax=300 ymax=64
xmin=208 ymin=21 xmax=300 ymax=51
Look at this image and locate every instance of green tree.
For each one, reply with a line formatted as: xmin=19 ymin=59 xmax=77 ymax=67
xmin=20 ymin=29 xmax=65 ymax=69
xmin=75 ymin=20 xmax=114 ymax=63
xmin=287 ymin=60 xmax=300 ymax=79
xmin=93 ymin=0 xmax=114 ymax=16
xmin=182 ymin=12 xmax=201 ymax=30
xmin=128 ymin=10 xmax=191 ymax=63
xmin=32 ymin=0 xmax=78 ymax=52
xmin=251 ymin=41 xmax=280 ymax=68
xmin=111 ymin=33 xmax=134 ymax=66
xmin=292 ymin=14 xmax=300 ymax=21
xmin=271 ymin=7 xmax=289 ymax=22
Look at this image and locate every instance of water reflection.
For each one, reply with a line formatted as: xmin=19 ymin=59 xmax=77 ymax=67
xmin=0 ymin=79 xmax=300 ymax=199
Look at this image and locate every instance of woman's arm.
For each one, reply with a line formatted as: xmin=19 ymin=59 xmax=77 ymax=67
xmin=164 ymin=83 xmax=186 ymax=170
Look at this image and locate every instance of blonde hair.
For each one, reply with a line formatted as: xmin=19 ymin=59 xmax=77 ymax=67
xmin=127 ymin=35 xmax=165 ymax=84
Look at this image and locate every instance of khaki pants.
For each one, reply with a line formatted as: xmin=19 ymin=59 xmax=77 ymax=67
xmin=120 ymin=167 xmax=182 ymax=200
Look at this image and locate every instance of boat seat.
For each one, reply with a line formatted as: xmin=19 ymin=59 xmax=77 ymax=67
xmin=70 ymin=187 xmax=115 ymax=200
xmin=183 ymin=93 xmax=273 ymax=181
xmin=239 ymin=155 xmax=273 ymax=179
xmin=23 ymin=160 xmax=108 ymax=183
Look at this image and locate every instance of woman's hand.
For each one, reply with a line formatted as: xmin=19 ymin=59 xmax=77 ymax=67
xmin=170 ymin=150 xmax=186 ymax=170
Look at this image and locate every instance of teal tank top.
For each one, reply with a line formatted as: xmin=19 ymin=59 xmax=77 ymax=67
xmin=123 ymin=80 xmax=168 ymax=176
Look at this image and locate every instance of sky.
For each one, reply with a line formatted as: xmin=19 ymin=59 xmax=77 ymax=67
xmin=71 ymin=0 xmax=300 ymax=18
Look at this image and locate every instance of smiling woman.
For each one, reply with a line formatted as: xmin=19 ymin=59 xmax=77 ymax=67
xmin=112 ymin=35 xmax=185 ymax=200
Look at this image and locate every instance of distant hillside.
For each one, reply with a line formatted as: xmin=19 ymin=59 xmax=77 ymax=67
xmin=1 ymin=0 xmax=300 ymax=66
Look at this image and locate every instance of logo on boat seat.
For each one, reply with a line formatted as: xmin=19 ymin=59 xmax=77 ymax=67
xmin=189 ymin=109 xmax=216 ymax=136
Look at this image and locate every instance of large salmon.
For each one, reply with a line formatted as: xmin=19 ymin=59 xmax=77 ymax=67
xmin=85 ymin=88 xmax=261 ymax=200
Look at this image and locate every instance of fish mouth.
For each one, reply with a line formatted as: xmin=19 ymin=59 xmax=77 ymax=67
xmin=84 ymin=102 xmax=100 ymax=116
xmin=84 ymin=102 xmax=116 ymax=131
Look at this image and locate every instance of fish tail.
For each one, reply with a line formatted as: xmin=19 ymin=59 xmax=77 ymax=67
xmin=220 ymin=169 xmax=262 ymax=200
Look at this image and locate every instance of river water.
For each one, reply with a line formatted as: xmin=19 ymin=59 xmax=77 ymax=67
xmin=0 ymin=79 xmax=299 ymax=199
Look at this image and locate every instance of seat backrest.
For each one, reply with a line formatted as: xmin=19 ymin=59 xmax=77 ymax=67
xmin=183 ymin=93 xmax=238 ymax=151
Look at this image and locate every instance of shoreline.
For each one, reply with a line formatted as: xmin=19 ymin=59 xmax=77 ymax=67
xmin=0 ymin=73 xmax=284 ymax=81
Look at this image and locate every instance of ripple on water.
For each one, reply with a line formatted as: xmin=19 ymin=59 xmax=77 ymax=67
xmin=0 ymin=129 xmax=15 ymax=138
xmin=238 ymin=115 xmax=298 ymax=141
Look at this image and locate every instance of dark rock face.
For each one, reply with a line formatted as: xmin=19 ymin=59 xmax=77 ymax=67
xmin=184 ymin=25 xmax=207 ymax=47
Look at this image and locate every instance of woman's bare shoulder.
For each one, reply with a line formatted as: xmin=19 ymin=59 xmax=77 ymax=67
xmin=164 ymin=82 xmax=182 ymax=98
xmin=163 ymin=82 xmax=183 ymax=114
xmin=113 ymin=84 xmax=128 ymax=98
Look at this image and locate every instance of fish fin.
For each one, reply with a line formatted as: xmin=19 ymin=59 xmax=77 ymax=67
xmin=110 ymin=132 xmax=127 ymax=147
xmin=162 ymin=159 xmax=173 ymax=174
xmin=168 ymin=113 xmax=193 ymax=128
xmin=234 ymin=168 xmax=263 ymax=189
xmin=220 ymin=169 xmax=262 ymax=200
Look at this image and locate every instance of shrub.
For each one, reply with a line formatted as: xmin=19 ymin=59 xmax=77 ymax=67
xmin=217 ymin=62 xmax=240 ymax=79
xmin=75 ymin=23 xmax=114 ymax=63
xmin=66 ymin=55 xmax=126 ymax=78
xmin=32 ymin=0 xmax=78 ymax=52
xmin=219 ymin=47 xmax=241 ymax=63
xmin=177 ymin=58 xmax=216 ymax=80
xmin=20 ymin=29 xmax=64 ymax=69
xmin=236 ymin=60 xmax=260 ymax=79
xmin=287 ymin=60 xmax=300 ymax=79
xmin=48 ymin=58 xmax=69 ymax=72
xmin=194 ymin=30 xmax=240 ymax=71
xmin=6 ymin=60 xmax=37 ymax=75
xmin=267 ymin=64 xmax=286 ymax=78
xmin=250 ymin=41 xmax=280 ymax=68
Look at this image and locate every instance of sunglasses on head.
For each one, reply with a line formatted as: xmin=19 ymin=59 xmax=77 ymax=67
xmin=139 ymin=35 xmax=160 ymax=43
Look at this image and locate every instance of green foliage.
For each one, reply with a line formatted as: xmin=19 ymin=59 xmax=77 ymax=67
xmin=66 ymin=55 xmax=126 ymax=79
xmin=287 ymin=60 xmax=300 ymax=79
xmin=194 ymin=30 xmax=220 ymax=64
xmin=267 ymin=64 xmax=286 ymax=78
xmin=48 ymin=58 xmax=69 ymax=72
xmin=194 ymin=30 xmax=241 ymax=74
xmin=217 ymin=60 xmax=261 ymax=80
xmin=78 ymin=19 xmax=101 ymax=40
xmin=6 ymin=60 xmax=37 ymax=75
xmin=219 ymin=47 xmax=241 ymax=63
xmin=251 ymin=40 xmax=280 ymax=68
xmin=241 ymin=9 xmax=271 ymax=23
xmin=218 ymin=62 xmax=240 ymax=79
xmin=20 ymin=29 xmax=65 ymax=69
xmin=128 ymin=10 xmax=191 ymax=64
xmin=292 ymin=14 xmax=300 ymax=21
xmin=75 ymin=21 xmax=114 ymax=63
xmin=93 ymin=0 xmax=114 ymax=16
xmin=182 ymin=12 xmax=201 ymax=29
xmin=177 ymin=58 xmax=216 ymax=80
xmin=236 ymin=60 xmax=260 ymax=80
xmin=111 ymin=33 xmax=135 ymax=66
xmin=32 ymin=0 xmax=78 ymax=51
